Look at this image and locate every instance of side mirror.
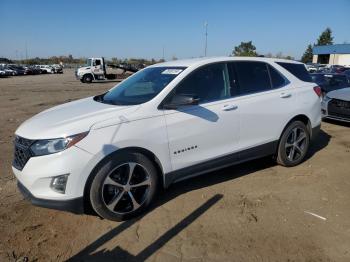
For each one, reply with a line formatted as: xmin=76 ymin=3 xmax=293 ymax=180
xmin=163 ymin=94 xmax=199 ymax=109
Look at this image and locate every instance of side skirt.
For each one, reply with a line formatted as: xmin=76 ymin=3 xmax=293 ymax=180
xmin=164 ymin=141 xmax=278 ymax=188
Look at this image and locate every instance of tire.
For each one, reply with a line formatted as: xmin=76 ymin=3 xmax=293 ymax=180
xmin=83 ymin=74 xmax=93 ymax=83
xmin=89 ymin=152 xmax=159 ymax=221
xmin=276 ymin=121 xmax=310 ymax=167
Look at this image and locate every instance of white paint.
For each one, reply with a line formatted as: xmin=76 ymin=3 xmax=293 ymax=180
xmin=13 ymin=57 xmax=321 ymax=207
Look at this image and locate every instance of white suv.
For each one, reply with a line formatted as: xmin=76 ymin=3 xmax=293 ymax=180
xmin=13 ymin=57 xmax=322 ymax=221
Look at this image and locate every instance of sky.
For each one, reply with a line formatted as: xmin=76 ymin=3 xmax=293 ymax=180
xmin=1 ymin=0 xmax=349 ymax=60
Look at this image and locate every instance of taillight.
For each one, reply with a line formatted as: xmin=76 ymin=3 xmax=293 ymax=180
xmin=313 ymin=86 xmax=322 ymax=97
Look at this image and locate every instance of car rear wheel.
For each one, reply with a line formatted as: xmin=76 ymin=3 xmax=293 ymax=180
xmin=89 ymin=152 xmax=158 ymax=221
xmin=276 ymin=121 xmax=310 ymax=167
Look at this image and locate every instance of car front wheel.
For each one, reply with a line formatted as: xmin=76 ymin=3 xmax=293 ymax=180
xmin=89 ymin=152 xmax=158 ymax=221
xmin=276 ymin=121 xmax=310 ymax=167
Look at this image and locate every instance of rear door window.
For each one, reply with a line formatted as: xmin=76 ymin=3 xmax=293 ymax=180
xmin=268 ymin=65 xmax=287 ymax=88
xmin=228 ymin=61 xmax=271 ymax=96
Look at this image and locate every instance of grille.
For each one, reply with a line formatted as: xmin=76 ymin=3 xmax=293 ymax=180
xmin=328 ymin=99 xmax=350 ymax=120
xmin=13 ymin=136 xmax=34 ymax=170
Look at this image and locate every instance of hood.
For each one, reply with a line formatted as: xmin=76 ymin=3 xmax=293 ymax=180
xmin=327 ymin=87 xmax=350 ymax=101
xmin=16 ymin=97 xmax=139 ymax=139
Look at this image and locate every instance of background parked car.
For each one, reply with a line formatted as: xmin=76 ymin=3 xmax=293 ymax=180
xmin=321 ymin=87 xmax=350 ymax=122
xmin=23 ymin=66 xmax=34 ymax=75
xmin=0 ymin=64 xmax=11 ymax=76
xmin=2 ymin=65 xmax=16 ymax=76
xmin=323 ymin=65 xmax=348 ymax=74
xmin=343 ymin=69 xmax=350 ymax=82
xmin=310 ymin=73 xmax=350 ymax=95
xmin=27 ymin=65 xmax=42 ymax=75
xmin=52 ymin=64 xmax=63 ymax=74
xmin=0 ymin=68 xmax=7 ymax=77
xmin=39 ymin=65 xmax=54 ymax=74
xmin=306 ymin=63 xmax=327 ymax=73
xmin=8 ymin=65 xmax=26 ymax=75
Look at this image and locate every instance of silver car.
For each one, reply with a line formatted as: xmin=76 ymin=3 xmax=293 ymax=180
xmin=321 ymin=88 xmax=350 ymax=122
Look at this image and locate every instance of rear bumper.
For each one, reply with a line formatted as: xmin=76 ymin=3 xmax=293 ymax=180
xmin=17 ymin=181 xmax=84 ymax=214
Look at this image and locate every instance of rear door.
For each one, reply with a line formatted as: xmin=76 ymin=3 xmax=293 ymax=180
xmin=227 ymin=61 xmax=297 ymax=153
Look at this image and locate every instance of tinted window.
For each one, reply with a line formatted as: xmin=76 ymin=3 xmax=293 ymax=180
xmin=277 ymin=62 xmax=312 ymax=82
xmin=101 ymin=67 xmax=186 ymax=105
xmin=233 ymin=62 xmax=271 ymax=95
xmin=268 ymin=65 xmax=287 ymax=88
xmin=173 ymin=63 xmax=229 ymax=103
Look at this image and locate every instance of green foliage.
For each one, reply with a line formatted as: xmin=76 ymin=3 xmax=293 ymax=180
xmin=263 ymin=52 xmax=294 ymax=60
xmin=22 ymin=55 xmax=85 ymax=65
xmin=301 ymin=44 xmax=314 ymax=63
xmin=232 ymin=41 xmax=258 ymax=57
xmin=317 ymin=28 xmax=334 ymax=46
xmin=11 ymin=55 xmax=162 ymax=66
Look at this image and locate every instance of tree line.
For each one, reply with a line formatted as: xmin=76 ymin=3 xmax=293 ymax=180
xmin=4 ymin=55 xmax=165 ymax=67
xmin=232 ymin=28 xmax=334 ymax=63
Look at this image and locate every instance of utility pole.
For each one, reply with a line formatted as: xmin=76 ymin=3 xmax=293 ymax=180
xmin=25 ymin=41 xmax=28 ymax=62
xmin=162 ymin=45 xmax=165 ymax=61
xmin=204 ymin=22 xmax=208 ymax=57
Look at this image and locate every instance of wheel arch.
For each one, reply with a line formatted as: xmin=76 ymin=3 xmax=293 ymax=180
xmin=278 ymin=114 xmax=312 ymax=146
xmin=82 ymin=146 xmax=165 ymax=214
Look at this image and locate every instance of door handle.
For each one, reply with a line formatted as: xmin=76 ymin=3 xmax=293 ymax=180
xmin=222 ymin=104 xmax=238 ymax=111
xmin=280 ymin=93 xmax=292 ymax=98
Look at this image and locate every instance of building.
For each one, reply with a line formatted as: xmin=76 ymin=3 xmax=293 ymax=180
xmin=312 ymin=44 xmax=350 ymax=66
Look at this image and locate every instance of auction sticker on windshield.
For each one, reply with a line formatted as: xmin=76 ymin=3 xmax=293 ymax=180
xmin=162 ymin=69 xmax=183 ymax=75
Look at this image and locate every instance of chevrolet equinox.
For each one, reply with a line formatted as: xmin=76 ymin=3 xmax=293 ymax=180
xmin=13 ymin=57 xmax=322 ymax=221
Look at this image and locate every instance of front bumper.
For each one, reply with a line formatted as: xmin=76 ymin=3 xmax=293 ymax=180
xmin=17 ymin=181 xmax=84 ymax=214
xmin=12 ymin=145 xmax=94 ymax=212
xmin=321 ymin=99 xmax=350 ymax=123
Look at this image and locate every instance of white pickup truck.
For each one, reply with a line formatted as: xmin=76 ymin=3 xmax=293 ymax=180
xmin=76 ymin=57 xmax=138 ymax=83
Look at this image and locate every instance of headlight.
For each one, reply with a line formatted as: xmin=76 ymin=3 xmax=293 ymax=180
xmin=322 ymin=95 xmax=331 ymax=102
xmin=30 ymin=132 xmax=88 ymax=156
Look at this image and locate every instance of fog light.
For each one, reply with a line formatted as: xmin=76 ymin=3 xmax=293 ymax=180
xmin=50 ymin=174 xmax=69 ymax=194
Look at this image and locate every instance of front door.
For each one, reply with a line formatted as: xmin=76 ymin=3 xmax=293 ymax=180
xmin=92 ymin=59 xmax=103 ymax=76
xmin=163 ymin=63 xmax=240 ymax=172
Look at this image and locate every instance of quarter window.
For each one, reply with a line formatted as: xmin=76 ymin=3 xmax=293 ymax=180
xmin=277 ymin=62 xmax=312 ymax=82
xmin=172 ymin=63 xmax=229 ymax=104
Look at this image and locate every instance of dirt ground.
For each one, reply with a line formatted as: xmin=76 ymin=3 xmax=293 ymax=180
xmin=0 ymin=70 xmax=349 ymax=262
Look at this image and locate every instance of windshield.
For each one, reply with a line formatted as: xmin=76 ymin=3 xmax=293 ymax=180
xmin=85 ymin=59 xmax=92 ymax=67
xmin=311 ymin=74 xmax=349 ymax=92
xmin=100 ymin=66 xmax=186 ymax=105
